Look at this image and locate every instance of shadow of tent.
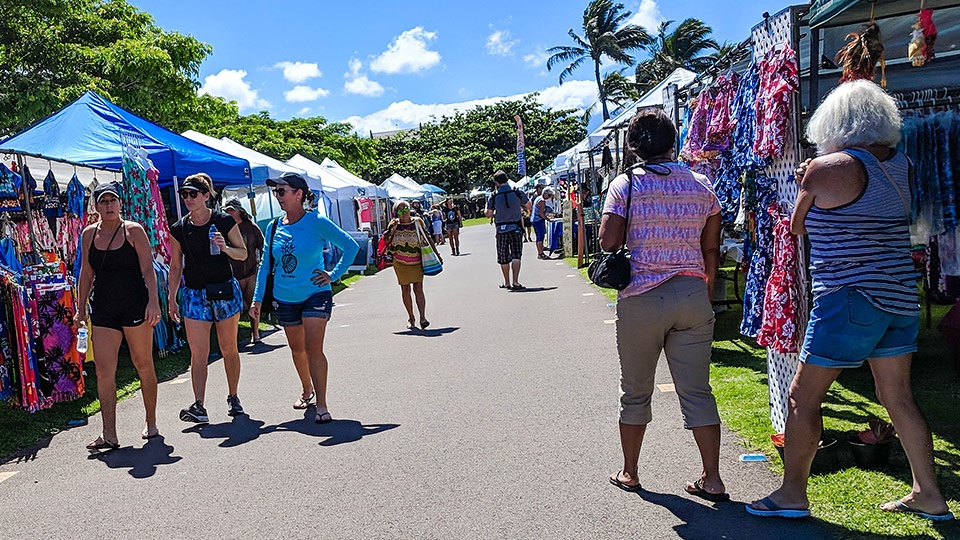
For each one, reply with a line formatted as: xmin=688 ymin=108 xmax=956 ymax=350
xmin=269 ymin=416 xmax=399 ymax=447
xmin=90 ymin=436 xmax=182 ymax=478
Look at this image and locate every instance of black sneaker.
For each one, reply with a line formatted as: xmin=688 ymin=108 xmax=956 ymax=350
xmin=227 ymin=394 xmax=245 ymax=417
xmin=180 ymin=401 xmax=208 ymax=423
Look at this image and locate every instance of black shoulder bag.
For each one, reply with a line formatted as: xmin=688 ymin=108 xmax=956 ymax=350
xmin=180 ymin=216 xmax=235 ymax=301
xmin=260 ymin=218 xmax=280 ymax=314
xmin=588 ymin=175 xmax=633 ymax=290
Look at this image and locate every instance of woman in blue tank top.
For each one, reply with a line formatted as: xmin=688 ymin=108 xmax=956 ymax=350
xmin=749 ymin=81 xmax=952 ymax=521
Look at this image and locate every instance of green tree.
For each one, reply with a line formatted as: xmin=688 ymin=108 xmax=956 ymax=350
xmin=581 ymin=70 xmax=639 ymax=123
xmin=360 ymin=96 xmax=586 ymax=193
xmin=0 ymin=0 xmax=228 ymax=135
xmin=546 ymin=0 xmax=652 ymax=121
xmin=634 ymin=18 xmax=719 ymax=94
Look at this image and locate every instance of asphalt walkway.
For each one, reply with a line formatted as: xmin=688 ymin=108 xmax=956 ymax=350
xmin=0 ymin=224 xmax=836 ymax=539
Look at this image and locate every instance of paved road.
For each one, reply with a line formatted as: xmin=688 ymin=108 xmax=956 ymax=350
xmin=0 ymin=224 xmax=835 ymax=539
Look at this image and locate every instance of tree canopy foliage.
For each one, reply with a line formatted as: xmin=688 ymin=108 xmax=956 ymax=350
xmin=359 ymin=96 xmax=586 ymax=193
xmin=634 ymin=19 xmax=720 ymax=94
xmin=0 ymin=0 xmax=236 ymax=135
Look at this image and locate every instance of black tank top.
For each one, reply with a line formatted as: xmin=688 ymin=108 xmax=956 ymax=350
xmin=89 ymin=222 xmax=148 ymax=306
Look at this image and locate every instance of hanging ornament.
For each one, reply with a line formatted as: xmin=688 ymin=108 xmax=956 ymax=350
xmin=908 ymin=6 xmax=937 ymax=67
xmin=835 ymin=3 xmax=886 ymax=87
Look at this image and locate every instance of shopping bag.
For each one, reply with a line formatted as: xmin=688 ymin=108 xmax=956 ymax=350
xmin=376 ymin=235 xmax=393 ymax=270
xmin=416 ymin=220 xmax=443 ymax=276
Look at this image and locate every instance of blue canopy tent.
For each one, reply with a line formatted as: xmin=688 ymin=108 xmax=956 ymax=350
xmin=420 ymin=183 xmax=446 ymax=195
xmin=0 ymin=91 xmax=251 ymax=190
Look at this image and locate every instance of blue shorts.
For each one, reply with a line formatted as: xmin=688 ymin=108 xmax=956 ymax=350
xmin=275 ymin=290 xmax=333 ymax=327
xmin=179 ymin=279 xmax=243 ymax=323
xmin=800 ymin=287 xmax=919 ymax=369
xmin=532 ymin=219 xmax=547 ymax=242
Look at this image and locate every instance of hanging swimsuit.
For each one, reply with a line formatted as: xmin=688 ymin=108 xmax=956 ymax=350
xmin=88 ymin=223 xmax=149 ymax=330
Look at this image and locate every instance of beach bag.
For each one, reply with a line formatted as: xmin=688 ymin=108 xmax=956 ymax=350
xmin=376 ymin=235 xmax=394 ymax=270
xmin=416 ymin=220 xmax=443 ymax=276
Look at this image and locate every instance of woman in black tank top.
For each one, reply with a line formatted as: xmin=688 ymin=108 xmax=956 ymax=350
xmin=75 ymin=182 xmax=162 ymax=452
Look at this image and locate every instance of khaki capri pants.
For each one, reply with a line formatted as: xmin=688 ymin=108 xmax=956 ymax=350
xmin=615 ymin=275 xmax=720 ymax=429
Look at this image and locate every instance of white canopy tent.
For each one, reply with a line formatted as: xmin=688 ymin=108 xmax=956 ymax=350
xmin=551 ymin=68 xmax=697 ymax=180
xmin=179 ymin=131 xmax=356 ymax=230
xmin=381 ymin=173 xmax=428 ymax=199
xmin=286 ymin=154 xmax=386 ymax=234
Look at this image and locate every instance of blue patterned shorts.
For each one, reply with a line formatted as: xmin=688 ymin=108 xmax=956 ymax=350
xmin=179 ymin=279 xmax=243 ymax=322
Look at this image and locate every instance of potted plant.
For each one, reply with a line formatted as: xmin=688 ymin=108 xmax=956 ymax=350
xmin=771 ymin=433 xmax=840 ymax=475
xmin=849 ymin=419 xmax=897 ymax=469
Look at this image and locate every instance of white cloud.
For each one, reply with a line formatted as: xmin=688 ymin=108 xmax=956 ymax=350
xmin=297 ymin=107 xmax=312 ymax=116
xmin=343 ymin=80 xmax=598 ymax=135
xmin=486 ymin=29 xmax=518 ymax=56
xmin=274 ymin=61 xmax=322 ymax=83
xmin=345 ymin=76 xmax=385 ymax=97
xmin=284 ymin=85 xmax=330 ymax=102
xmin=626 ymin=0 xmax=664 ymax=32
xmin=523 ymin=49 xmax=552 ymax=72
xmin=344 ymin=58 xmax=385 ymax=97
xmin=199 ymin=69 xmax=269 ymax=112
xmin=370 ymin=27 xmax=441 ymax=74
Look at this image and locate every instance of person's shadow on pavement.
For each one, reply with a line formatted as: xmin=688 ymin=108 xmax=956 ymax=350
xmin=393 ymin=326 xmax=460 ymax=338
xmin=182 ymin=415 xmax=269 ymax=448
xmin=89 ymin=436 xmax=182 ymax=479
xmin=271 ymin=413 xmax=399 ymax=447
xmin=633 ymin=489 xmax=840 ymax=539
xmin=509 ymin=286 xmax=557 ymax=293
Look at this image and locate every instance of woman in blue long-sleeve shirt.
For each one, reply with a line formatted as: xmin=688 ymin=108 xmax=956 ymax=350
xmin=251 ymin=172 xmax=360 ymax=423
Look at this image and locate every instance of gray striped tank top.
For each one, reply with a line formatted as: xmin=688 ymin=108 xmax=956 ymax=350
xmin=805 ymin=147 xmax=919 ymax=315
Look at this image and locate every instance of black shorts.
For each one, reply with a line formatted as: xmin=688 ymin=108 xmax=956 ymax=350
xmin=495 ymin=230 xmax=524 ymax=264
xmin=90 ymin=295 xmax=148 ymax=331
xmin=523 ymin=217 xmax=532 ymax=227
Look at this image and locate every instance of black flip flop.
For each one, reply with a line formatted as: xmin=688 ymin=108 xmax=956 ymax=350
xmin=511 ymin=284 xmax=526 ymax=290
xmin=86 ymin=437 xmax=120 ymax=453
xmin=315 ymin=411 xmax=333 ymax=424
xmin=685 ymin=479 xmax=731 ymax=502
xmin=609 ymin=471 xmax=642 ymax=492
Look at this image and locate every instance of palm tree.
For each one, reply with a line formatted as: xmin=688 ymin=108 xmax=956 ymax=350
xmin=634 ymin=18 xmax=720 ymax=94
xmin=581 ymin=70 xmax=638 ymax=123
xmin=547 ymin=0 xmax=652 ymax=121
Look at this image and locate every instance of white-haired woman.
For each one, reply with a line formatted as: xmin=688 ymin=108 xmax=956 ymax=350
xmin=532 ymin=187 xmax=557 ymax=259
xmin=748 ymin=80 xmax=952 ymax=521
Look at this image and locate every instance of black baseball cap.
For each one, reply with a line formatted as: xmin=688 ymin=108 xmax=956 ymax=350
xmin=266 ymin=171 xmax=309 ymax=191
xmin=223 ymin=198 xmax=251 ymax=218
xmin=93 ymin=182 xmax=121 ymax=202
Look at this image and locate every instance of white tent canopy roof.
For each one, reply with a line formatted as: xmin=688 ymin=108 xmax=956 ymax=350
xmin=181 ymin=130 xmax=325 ymax=192
xmin=381 ymin=173 xmax=428 ymax=199
xmin=553 ymin=68 xmax=697 ymax=175
xmin=287 ymin=155 xmax=388 ymax=198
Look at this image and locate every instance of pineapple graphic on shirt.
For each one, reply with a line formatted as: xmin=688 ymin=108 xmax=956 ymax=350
xmin=280 ymin=237 xmax=298 ymax=274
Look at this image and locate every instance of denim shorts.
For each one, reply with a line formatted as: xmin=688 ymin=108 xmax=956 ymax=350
xmin=800 ymin=287 xmax=919 ymax=369
xmin=179 ymin=279 xmax=243 ymax=323
xmin=274 ymin=290 xmax=333 ymax=326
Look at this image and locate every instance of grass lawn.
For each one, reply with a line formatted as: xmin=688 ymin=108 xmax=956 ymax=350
xmin=566 ymin=257 xmax=960 ymax=538
xmin=0 ymin=270 xmax=369 ymax=460
xmin=461 ymin=217 xmax=491 ymax=228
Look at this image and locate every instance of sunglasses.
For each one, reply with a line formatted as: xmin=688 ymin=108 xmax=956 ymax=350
xmin=397 ymin=207 xmax=410 ymax=214
xmin=272 ymin=188 xmax=290 ymax=197
xmin=179 ymin=190 xmax=201 ymax=199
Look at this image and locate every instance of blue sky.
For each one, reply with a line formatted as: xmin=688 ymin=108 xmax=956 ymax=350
xmin=131 ymin=0 xmax=787 ymax=135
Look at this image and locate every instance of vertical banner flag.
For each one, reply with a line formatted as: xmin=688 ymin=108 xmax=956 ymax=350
xmin=514 ymin=114 xmax=526 ymax=177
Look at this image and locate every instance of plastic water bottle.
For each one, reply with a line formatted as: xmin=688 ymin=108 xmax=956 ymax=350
xmin=209 ymin=223 xmax=221 ymax=255
xmin=76 ymin=326 xmax=88 ymax=354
